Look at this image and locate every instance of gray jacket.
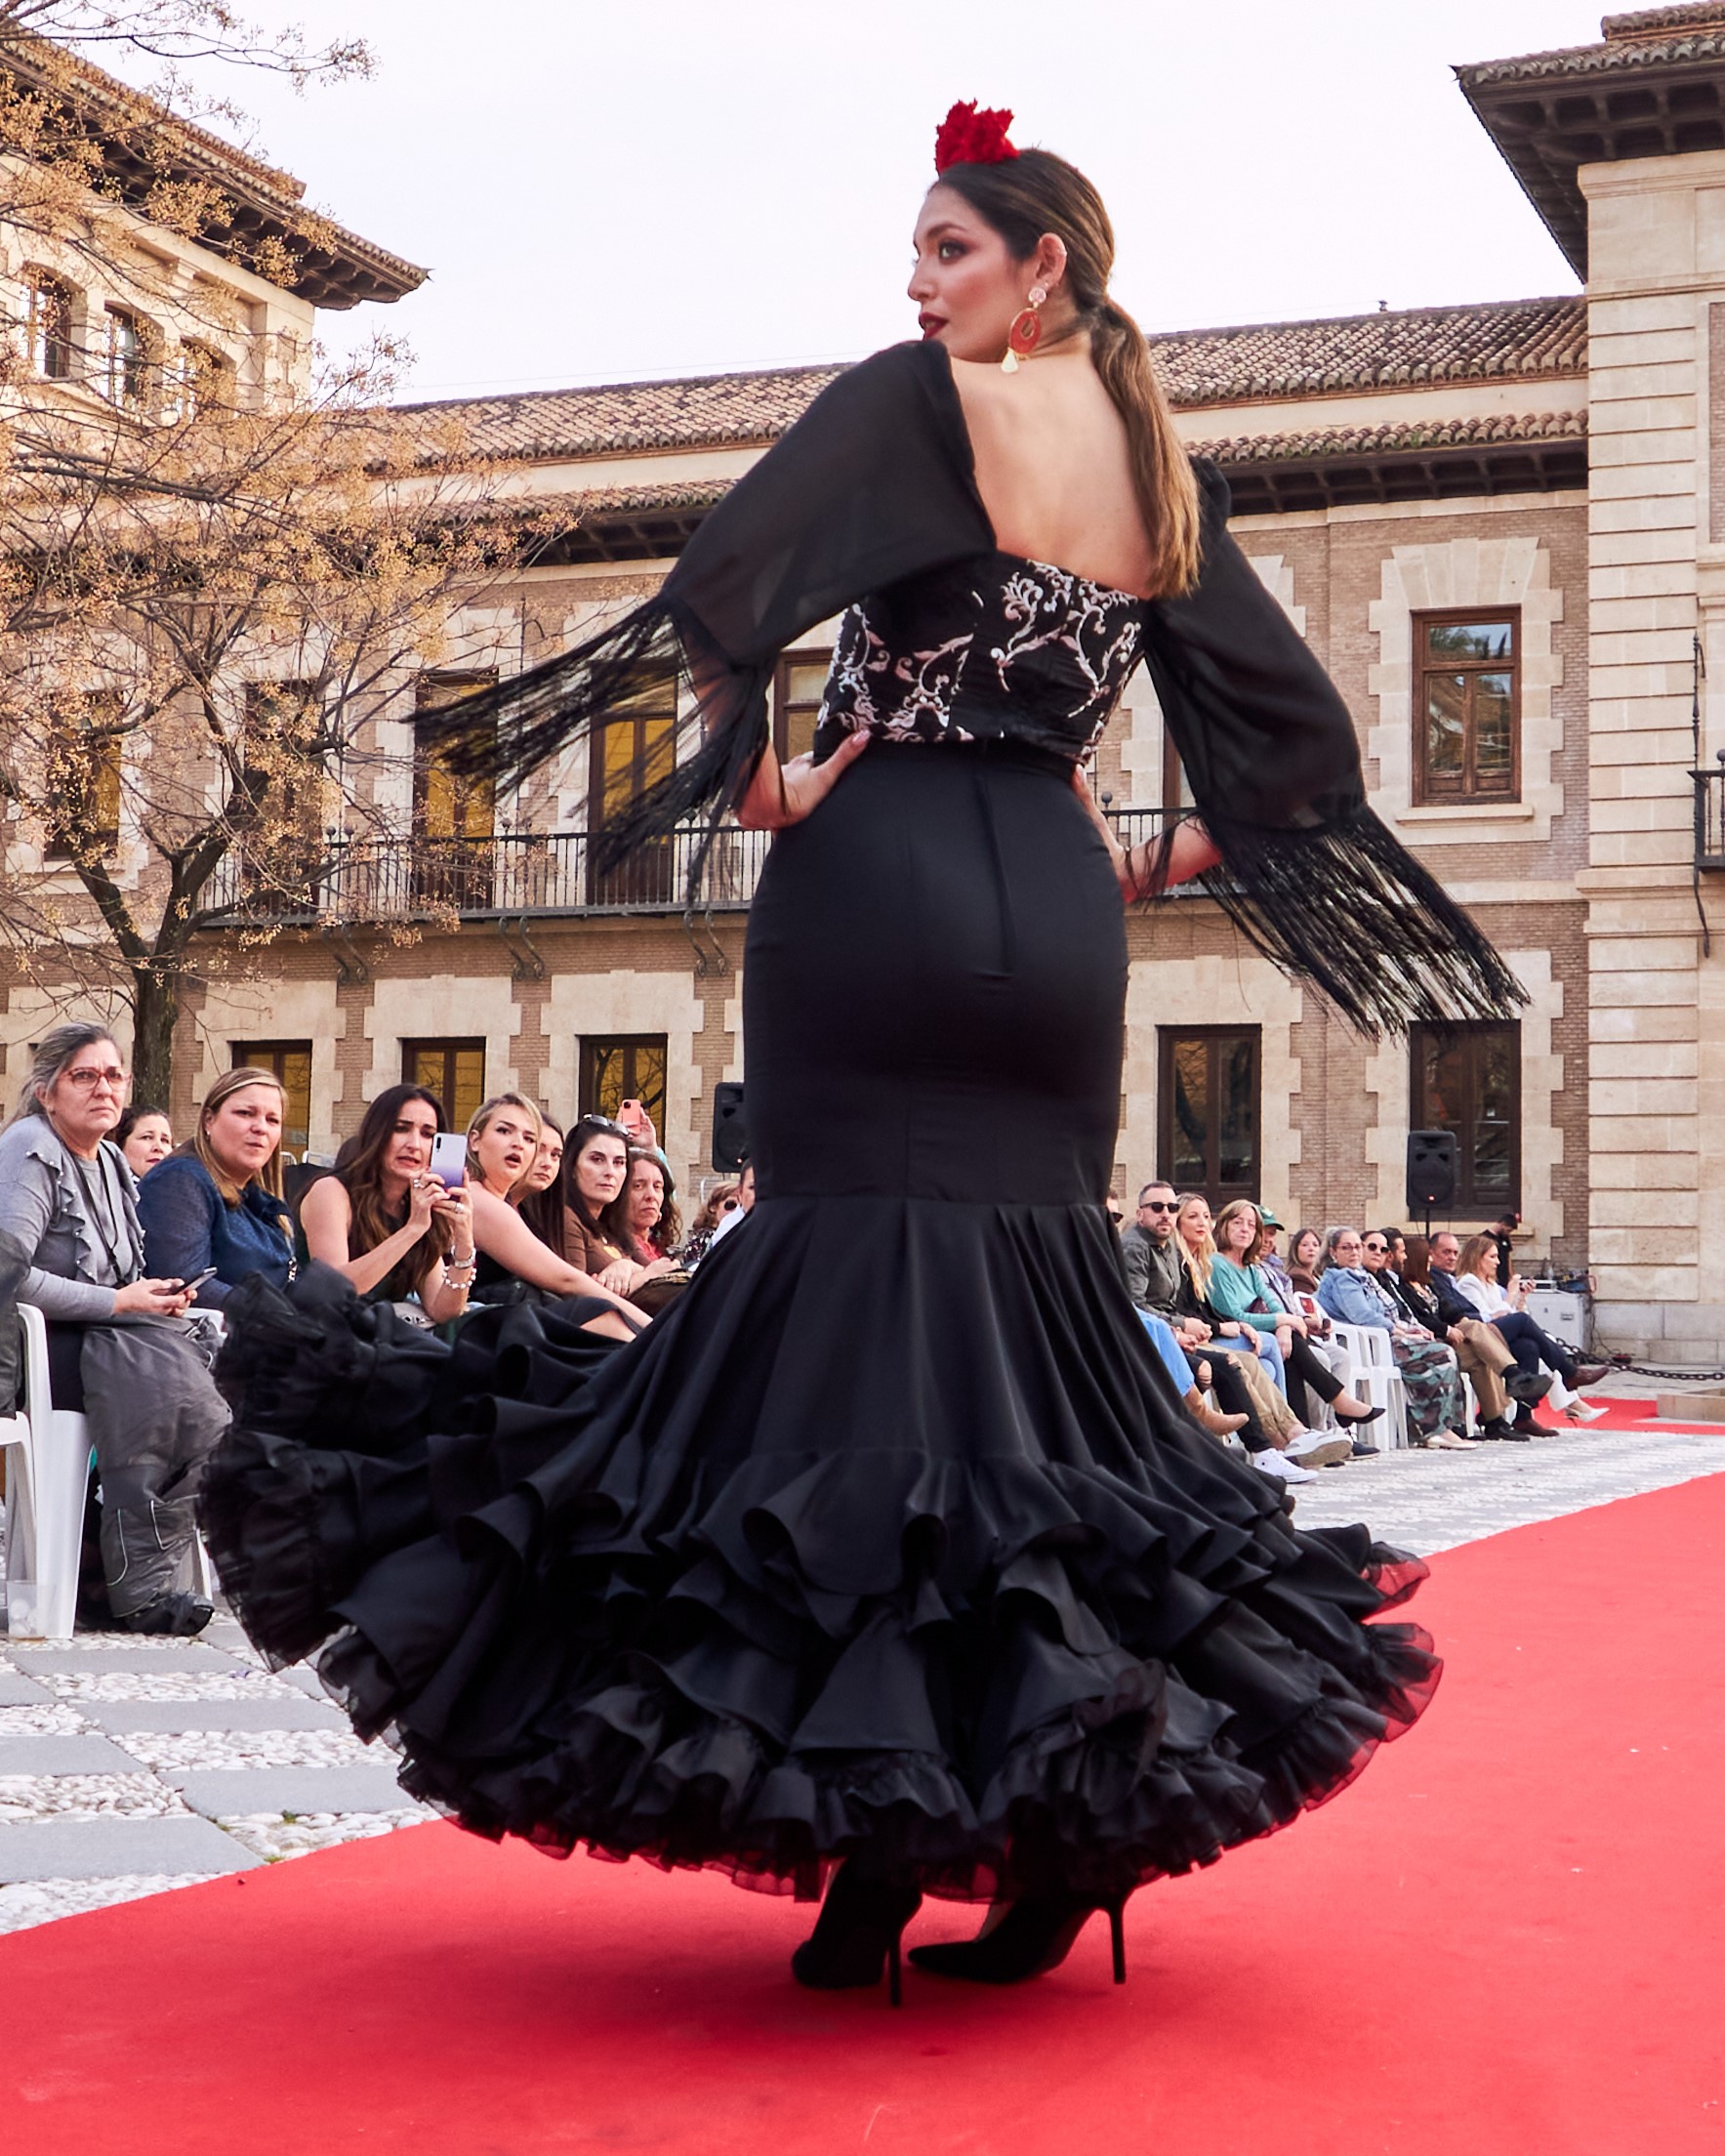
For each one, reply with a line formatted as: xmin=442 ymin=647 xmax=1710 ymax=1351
xmin=1118 ymin=1223 xmax=1185 ymax=1318
xmin=0 ymin=1115 xmax=144 ymax=1323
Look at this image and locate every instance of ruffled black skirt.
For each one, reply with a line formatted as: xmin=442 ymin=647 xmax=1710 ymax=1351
xmin=202 ymin=744 xmax=1437 ymax=1903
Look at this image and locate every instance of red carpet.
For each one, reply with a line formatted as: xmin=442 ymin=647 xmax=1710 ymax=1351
xmin=1577 ymin=1392 xmax=1725 ymax=1435
xmin=6 ymin=1476 xmax=1722 ymax=2156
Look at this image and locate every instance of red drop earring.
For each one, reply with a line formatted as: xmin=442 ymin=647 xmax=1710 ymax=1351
xmin=1001 ymin=284 xmax=1048 ymax=374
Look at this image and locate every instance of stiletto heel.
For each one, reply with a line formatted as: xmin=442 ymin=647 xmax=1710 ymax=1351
xmin=908 ymin=1894 xmax=1129 ymax=1985
xmin=790 ymin=1864 xmax=922 ymax=2001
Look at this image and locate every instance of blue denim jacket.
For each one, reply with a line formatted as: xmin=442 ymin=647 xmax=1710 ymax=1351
xmin=1314 ymin=1265 xmax=1401 ymax=1332
xmin=136 ymin=1153 xmax=293 ymax=1307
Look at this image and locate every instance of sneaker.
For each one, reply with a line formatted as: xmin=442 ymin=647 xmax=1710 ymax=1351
xmin=1350 ymin=1437 xmax=1381 ymax=1457
xmin=1566 ymin=1398 xmax=1609 ymax=1423
xmin=1253 ymin=1449 xmax=1318 ymax=1485
xmin=1286 ymin=1430 xmax=1353 ymax=1469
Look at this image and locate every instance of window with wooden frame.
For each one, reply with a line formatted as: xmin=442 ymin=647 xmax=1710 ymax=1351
xmin=1413 ymin=609 xmax=1520 ymax=806
xmin=233 ymin=1040 xmax=313 ymax=1156
xmin=589 ymin=666 xmax=677 ymax=903
xmin=401 ymin=1039 xmax=486 ymax=1133
xmin=413 ymin=671 xmax=497 ymax=907
xmin=46 ymin=698 xmax=124 ymax=859
xmin=176 ymin=340 xmax=232 ymax=417
xmin=1411 ymin=1021 xmax=1521 ymax=1215
xmin=104 ymin=308 xmax=150 ymax=407
xmin=1158 ymin=1027 xmax=1261 ymax=1205
xmin=579 ymin=1034 xmax=668 ymax=1138
xmin=773 ymin=650 xmax=830 ymax=764
xmin=25 ymin=273 xmax=74 ymax=380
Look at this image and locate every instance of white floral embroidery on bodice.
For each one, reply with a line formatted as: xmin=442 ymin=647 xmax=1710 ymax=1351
xmin=811 ymin=554 xmax=1144 ymax=762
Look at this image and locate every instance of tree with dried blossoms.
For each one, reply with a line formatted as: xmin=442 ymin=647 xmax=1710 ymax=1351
xmin=0 ymin=349 xmax=535 ymax=1105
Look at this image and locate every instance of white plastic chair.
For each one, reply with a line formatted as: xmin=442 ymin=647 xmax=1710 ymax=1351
xmin=2 ymin=1304 xmax=94 ymax=1639
xmin=1326 ymin=1323 xmax=1412 ymax=1450
xmin=2 ymin=1303 xmax=214 ymax=1639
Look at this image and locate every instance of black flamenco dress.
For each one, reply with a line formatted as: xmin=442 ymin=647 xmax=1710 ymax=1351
xmin=202 ymin=341 xmax=1523 ymax=1908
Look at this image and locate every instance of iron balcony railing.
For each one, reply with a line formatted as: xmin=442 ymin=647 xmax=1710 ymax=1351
xmin=200 ymin=807 xmax=1177 ymax=929
xmin=1695 ymin=762 xmax=1725 ymax=871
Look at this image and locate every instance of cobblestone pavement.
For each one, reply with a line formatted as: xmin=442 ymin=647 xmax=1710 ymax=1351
xmin=3 ymin=1389 xmax=1722 ymax=1937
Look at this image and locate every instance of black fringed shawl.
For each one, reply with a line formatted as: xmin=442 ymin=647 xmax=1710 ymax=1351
xmin=445 ymin=339 xmax=1524 ymax=1037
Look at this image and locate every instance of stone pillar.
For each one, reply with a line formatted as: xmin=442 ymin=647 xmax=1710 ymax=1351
xmin=1580 ymin=153 xmax=1718 ymax=1359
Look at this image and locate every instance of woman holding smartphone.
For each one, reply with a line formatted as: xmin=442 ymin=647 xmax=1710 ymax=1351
xmin=302 ymin=1086 xmax=639 ymax=1330
xmin=138 ymin=1067 xmax=295 ymax=1308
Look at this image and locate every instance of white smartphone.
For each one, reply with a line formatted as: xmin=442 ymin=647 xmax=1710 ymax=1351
xmin=429 ymin=1132 xmax=468 ymax=1190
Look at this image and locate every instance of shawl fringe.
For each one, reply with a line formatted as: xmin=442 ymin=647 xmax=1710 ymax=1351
xmin=1178 ymin=805 xmax=1528 ymax=1037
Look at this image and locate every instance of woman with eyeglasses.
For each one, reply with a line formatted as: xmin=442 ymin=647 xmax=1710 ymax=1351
xmin=1316 ymin=1227 xmax=1473 ymax=1449
xmin=0 ymin=1022 xmax=228 ymax=1634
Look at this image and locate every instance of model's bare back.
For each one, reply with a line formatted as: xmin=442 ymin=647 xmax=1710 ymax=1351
xmin=951 ymin=349 xmax=1159 ymax=600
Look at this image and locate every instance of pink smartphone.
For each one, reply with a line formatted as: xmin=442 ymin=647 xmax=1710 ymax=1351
xmin=429 ymin=1132 xmax=467 ymax=1189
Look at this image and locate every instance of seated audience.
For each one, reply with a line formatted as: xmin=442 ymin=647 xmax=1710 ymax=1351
xmin=1425 ymin=1229 xmax=1556 ymax=1434
xmin=1176 ymin=1193 xmax=1350 ymax=1478
xmin=1316 ymin=1225 xmax=1472 ymax=1448
xmin=679 ymin=1180 xmax=740 ymax=1265
xmin=1387 ymin=1234 xmax=1531 ymax=1441
xmin=705 ymin=1157 xmax=757 ymax=1252
xmin=0 ymin=1022 xmax=226 ymax=1634
xmin=116 ymin=1103 xmax=174 ymax=1179
xmin=1210 ymin=1199 xmax=1382 ymax=1437
xmin=466 ymin=1093 xmax=542 ymax=1203
xmin=1124 ymin=1181 xmax=1288 ymax=1457
xmin=137 ymin=1066 xmax=294 ymax=1307
xmin=607 ymin=1147 xmax=689 ymax=1313
xmin=303 ymin=1086 xmax=634 ymax=1330
xmin=516 ymin=1114 xmax=566 ymax=1253
xmin=1452 ymin=1233 xmax=1607 ymax=1424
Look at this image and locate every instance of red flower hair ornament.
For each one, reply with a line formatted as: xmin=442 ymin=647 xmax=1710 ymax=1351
xmin=933 ymin=101 xmax=1018 ymax=175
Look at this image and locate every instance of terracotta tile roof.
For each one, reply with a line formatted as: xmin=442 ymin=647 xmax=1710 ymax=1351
xmin=408 ymin=367 xmax=844 ymax=462
xmin=1461 ymin=8 xmax=1725 ymax=85
xmin=1188 ymin=408 xmax=1588 ymax=466
xmin=1149 ymin=297 xmax=1584 ymax=406
xmin=0 ymin=33 xmax=424 ymax=308
xmin=409 ymin=298 xmax=1587 ymax=462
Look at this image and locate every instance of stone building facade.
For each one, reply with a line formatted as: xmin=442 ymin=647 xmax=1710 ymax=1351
xmin=11 ymin=8 xmax=1725 ymax=1359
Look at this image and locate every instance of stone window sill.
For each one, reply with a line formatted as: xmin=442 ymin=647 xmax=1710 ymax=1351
xmin=1397 ymin=803 xmax=1536 ymax=826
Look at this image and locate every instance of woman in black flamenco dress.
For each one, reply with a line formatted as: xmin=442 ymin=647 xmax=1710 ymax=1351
xmin=202 ymin=113 xmax=1523 ymax=2000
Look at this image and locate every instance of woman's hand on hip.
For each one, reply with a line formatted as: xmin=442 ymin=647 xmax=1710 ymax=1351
xmin=1070 ymin=769 xmax=1221 ymax=900
xmin=736 ymin=730 xmax=869 ymax=831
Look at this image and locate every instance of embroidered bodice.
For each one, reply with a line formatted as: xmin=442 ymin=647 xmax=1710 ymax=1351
xmin=811 ymin=553 xmax=1144 ymax=764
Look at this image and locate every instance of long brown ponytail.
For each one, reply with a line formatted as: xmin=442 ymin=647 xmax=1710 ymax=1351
xmin=934 ymin=148 xmax=1202 ymax=598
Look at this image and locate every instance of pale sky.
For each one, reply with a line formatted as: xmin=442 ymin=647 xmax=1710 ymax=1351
xmin=158 ymin=0 xmax=1599 ymax=399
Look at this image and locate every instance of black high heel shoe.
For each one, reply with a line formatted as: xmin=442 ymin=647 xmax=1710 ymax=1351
xmin=908 ymin=1895 xmax=1128 ymax=1986
xmin=1331 ymin=1400 xmax=1385 ymax=1428
xmin=791 ymin=1865 xmax=924 ymax=2005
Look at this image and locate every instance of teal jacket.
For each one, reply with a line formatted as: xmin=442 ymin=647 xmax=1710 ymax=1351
xmin=1208 ymin=1255 xmax=1281 ymax=1333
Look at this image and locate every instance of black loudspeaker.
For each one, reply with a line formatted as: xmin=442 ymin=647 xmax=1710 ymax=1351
xmin=711 ymin=1082 xmax=748 ymax=1173
xmin=1406 ymin=1129 xmax=1458 ymax=1215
